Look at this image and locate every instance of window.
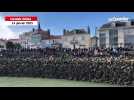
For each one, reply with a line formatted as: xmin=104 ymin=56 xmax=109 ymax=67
xmin=99 ymin=33 xmax=106 ymax=48
xmin=125 ymin=35 xmax=134 ymax=47
xmin=73 ymin=37 xmax=75 ymax=41
xmin=64 ymin=37 xmax=68 ymax=41
xmin=115 ymin=22 xmax=126 ymax=27
xmin=131 ymin=21 xmax=134 ymax=25
xmin=81 ymin=36 xmax=85 ymax=40
xmin=109 ymin=29 xmax=118 ymax=47
xmin=53 ymin=40 xmax=55 ymax=43
xmin=101 ymin=23 xmax=111 ymax=28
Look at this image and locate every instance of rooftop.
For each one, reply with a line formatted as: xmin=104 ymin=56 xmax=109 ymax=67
xmin=0 ymin=39 xmax=6 ymax=42
xmin=64 ymin=29 xmax=89 ymax=35
xmin=46 ymin=35 xmax=62 ymax=40
xmin=100 ymin=19 xmax=134 ymax=29
xmin=8 ymin=39 xmax=20 ymax=41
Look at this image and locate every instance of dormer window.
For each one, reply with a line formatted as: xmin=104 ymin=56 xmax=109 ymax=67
xmin=115 ymin=22 xmax=126 ymax=27
xmin=131 ymin=21 xmax=134 ymax=25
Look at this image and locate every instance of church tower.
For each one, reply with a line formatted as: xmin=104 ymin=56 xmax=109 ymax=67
xmin=95 ymin=27 xmax=98 ymax=36
xmin=87 ymin=26 xmax=90 ymax=34
xmin=38 ymin=21 xmax=41 ymax=31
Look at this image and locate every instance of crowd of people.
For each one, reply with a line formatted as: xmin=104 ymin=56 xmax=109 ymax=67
xmin=1 ymin=47 xmax=132 ymax=57
xmin=0 ymin=47 xmax=134 ymax=86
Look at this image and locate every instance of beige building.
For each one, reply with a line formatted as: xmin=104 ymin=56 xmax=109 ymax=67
xmin=19 ymin=31 xmax=33 ymax=48
xmin=0 ymin=39 xmax=6 ymax=49
xmin=19 ymin=22 xmax=62 ymax=49
xmin=97 ymin=18 xmax=134 ymax=48
xmin=19 ymin=22 xmax=51 ymax=48
xmin=62 ymin=28 xmax=91 ymax=49
xmin=91 ymin=36 xmax=98 ymax=48
xmin=40 ymin=35 xmax=62 ymax=48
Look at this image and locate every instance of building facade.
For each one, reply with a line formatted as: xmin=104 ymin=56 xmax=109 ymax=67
xmin=19 ymin=30 xmax=36 ymax=48
xmin=8 ymin=39 xmax=21 ymax=44
xmin=91 ymin=36 xmax=98 ymax=48
xmin=19 ymin=21 xmax=50 ymax=48
xmin=97 ymin=18 xmax=134 ymax=48
xmin=40 ymin=35 xmax=62 ymax=48
xmin=19 ymin=22 xmax=62 ymax=49
xmin=62 ymin=27 xmax=91 ymax=49
xmin=0 ymin=39 xmax=6 ymax=49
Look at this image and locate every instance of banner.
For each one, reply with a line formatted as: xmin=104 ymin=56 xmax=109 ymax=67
xmin=4 ymin=16 xmax=38 ymax=26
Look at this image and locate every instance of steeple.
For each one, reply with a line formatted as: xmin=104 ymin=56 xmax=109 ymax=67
xmin=95 ymin=27 xmax=98 ymax=36
xmin=38 ymin=21 xmax=41 ymax=30
xmin=87 ymin=26 xmax=90 ymax=34
xmin=63 ymin=29 xmax=66 ymax=35
xmin=37 ymin=18 xmax=41 ymax=31
xmin=32 ymin=28 xmax=35 ymax=32
xmin=48 ymin=29 xmax=50 ymax=35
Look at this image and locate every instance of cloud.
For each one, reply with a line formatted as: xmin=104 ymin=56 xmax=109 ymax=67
xmin=0 ymin=16 xmax=18 ymax=39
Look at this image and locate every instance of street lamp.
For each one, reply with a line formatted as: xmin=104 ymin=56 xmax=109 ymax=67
xmin=70 ymin=37 xmax=78 ymax=49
